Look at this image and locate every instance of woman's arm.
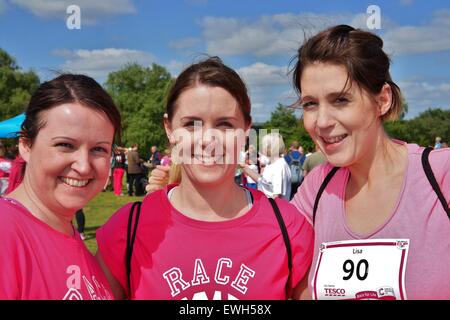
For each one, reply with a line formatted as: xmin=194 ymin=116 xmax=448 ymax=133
xmin=145 ymin=165 xmax=171 ymax=193
xmin=95 ymin=251 xmax=126 ymax=300
xmin=241 ymin=164 xmax=261 ymax=182
xmin=242 ymin=164 xmax=283 ymax=197
xmin=291 ymin=272 xmax=312 ymax=300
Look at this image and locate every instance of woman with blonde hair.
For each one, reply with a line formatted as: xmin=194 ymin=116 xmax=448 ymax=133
xmin=242 ymin=132 xmax=292 ymax=200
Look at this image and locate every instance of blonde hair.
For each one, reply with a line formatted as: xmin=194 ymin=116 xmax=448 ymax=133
xmin=261 ymin=132 xmax=285 ymax=158
xmin=168 ymin=163 xmax=181 ymax=184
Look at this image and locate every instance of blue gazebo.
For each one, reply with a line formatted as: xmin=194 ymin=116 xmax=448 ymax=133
xmin=0 ymin=113 xmax=25 ymax=138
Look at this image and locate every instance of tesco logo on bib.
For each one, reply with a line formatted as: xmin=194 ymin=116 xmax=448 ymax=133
xmin=324 ymin=288 xmax=346 ymax=297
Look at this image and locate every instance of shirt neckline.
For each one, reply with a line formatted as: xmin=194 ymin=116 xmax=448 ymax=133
xmin=339 ymin=140 xmax=411 ymax=239
xmin=160 ymin=184 xmax=261 ymax=230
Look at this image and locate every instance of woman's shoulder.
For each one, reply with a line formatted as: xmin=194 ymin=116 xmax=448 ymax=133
xmin=270 ymin=197 xmax=313 ymax=240
xmin=427 ymin=146 xmax=449 ymax=169
xmin=250 ymin=189 xmax=309 ymax=229
xmin=305 ymin=162 xmax=343 ymax=187
xmin=0 ymin=197 xmax=28 ymax=220
xmin=407 ymin=143 xmax=449 ymax=179
xmin=0 ymin=198 xmax=31 ymax=239
xmin=101 ymin=189 xmax=167 ymax=231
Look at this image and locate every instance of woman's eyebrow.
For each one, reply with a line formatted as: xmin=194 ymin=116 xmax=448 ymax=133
xmin=326 ymin=91 xmax=352 ymax=99
xmin=51 ymin=136 xmax=76 ymax=141
xmin=51 ymin=137 xmax=110 ymax=145
xmin=300 ymin=95 xmax=315 ymax=104
xmin=180 ymin=116 xmax=203 ymax=121
xmin=216 ymin=117 xmax=237 ymax=121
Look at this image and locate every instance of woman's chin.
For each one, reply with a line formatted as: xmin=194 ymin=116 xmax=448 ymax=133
xmin=325 ymin=153 xmax=353 ymax=168
xmin=187 ymin=171 xmax=233 ymax=187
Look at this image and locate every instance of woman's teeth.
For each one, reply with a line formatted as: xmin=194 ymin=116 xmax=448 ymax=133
xmin=322 ymin=134 xmax=348 ymax=144
xmin=60 ymin=177 xmax=90 ymax=187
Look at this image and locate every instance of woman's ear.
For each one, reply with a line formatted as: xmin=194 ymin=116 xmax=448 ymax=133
xmin=18 ymin=138 xmax=31 ymax=163
xmin=163 ymin=114 xmax=175 ymax=145
xmin=377 ymin=83 xmax=392 ymax=117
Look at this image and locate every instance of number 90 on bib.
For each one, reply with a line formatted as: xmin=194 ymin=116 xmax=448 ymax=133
xmin=312 ymin=239 xmax=410 ymax=300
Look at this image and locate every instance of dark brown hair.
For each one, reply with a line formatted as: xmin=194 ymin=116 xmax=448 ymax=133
xmin=21 ymin=74 xmax=122 ymax=145
xmin=166 ymin=57 xmax=251 ymax=124
xmin=292 ymin=25 xmax=403 ymax=121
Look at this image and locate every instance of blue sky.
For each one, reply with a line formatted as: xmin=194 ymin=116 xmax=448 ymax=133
xmin=1 ymin=0 xmax=449 ymax=122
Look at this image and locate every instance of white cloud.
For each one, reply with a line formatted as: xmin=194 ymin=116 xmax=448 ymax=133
xmin=200 ymin=13 xmax=330 ymax=57
xmin=399 ymin=79 xmax=450 ymax=117
xmin=198 ymin=12 xmax=391 ymax=58
xmin=438 ymin=83 xmax=450 ymax=92
xmin=53 ymin=48 xmax=155 ymax=79
xmin=238 ymin=62 xmax=289 ymax=88
xmin=165 ymin=60 xmax=187 ymax=77
xmin=383 ymin=27 xmax=450 ymax=55
xmin=383 ymin=10 xmax=450 ymax=55
xmin=235 ymin=63 xmax=296 ymax=123
xmin=192 ymin=9 xmax=450 ymax=58
xmin=0 ymin=0 xmax=7 ymax=13
xmin=11 ymin=0 xmax=135 ymax=24
xmin=432 ymin=9 xmax=450 ymax=28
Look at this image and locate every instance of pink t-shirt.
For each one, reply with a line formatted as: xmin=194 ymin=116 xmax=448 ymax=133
xmin=0 ymin=198 xmax=113 ymax=300
xmin=96 ymin=186 xmax=314 ymax=300
xmin=291 ymin=143 xmax=450 ymax=300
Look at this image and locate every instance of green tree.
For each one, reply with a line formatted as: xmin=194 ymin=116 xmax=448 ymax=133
xmin=105 ymin=63 xmax=173 ymax=157
xmin=406 ymin=108 xmax=450 ymax=146
xmin=0 ymin=48 xmax=40 ymax=121
xmin=262 ymin=104 xmax=314 ymax=152
xmin=385 ymin=108 xmax=449 ymax=146
xmin=399 ymin=99 xmax=409 ymax=120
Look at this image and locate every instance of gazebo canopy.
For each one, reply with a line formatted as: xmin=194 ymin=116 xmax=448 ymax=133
xmin=0 ymin=113 xmax=25 ymax=138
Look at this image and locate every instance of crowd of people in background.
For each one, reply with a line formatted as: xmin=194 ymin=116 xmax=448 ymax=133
xmin=105 ymin=144 xmax=170 ymax=198
xmin=1 ymin=133 xmax=445 ymax=248
xmin=1 ymin=134 xmax=447 ymax=202
xmin=237 ymin=134 xmax=448 ymax=201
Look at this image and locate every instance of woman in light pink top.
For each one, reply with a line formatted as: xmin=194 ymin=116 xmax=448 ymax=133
xmin=290 ymin=25 xmax=449 ymax=300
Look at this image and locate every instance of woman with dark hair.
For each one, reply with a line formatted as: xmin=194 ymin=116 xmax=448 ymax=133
xmin=0 ymin=74 xmax=121 ymax=299
xmin=289 ymin=25 xmax=449 ymax=300
xmin=96 ymin=57 xmax=314 ymax=300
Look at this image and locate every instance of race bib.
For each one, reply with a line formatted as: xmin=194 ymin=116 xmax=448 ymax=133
xmin=312 ymin=239 xmax=410 ymax=300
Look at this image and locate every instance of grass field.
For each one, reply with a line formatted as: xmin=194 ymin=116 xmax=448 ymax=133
xmin=79 ymin=189 xmax=143 ymax=254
